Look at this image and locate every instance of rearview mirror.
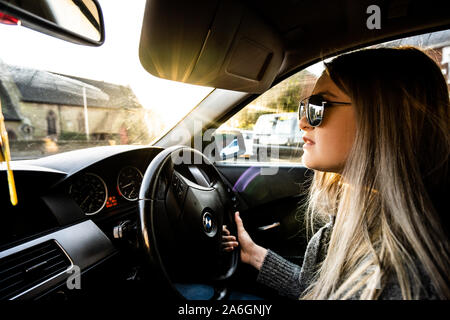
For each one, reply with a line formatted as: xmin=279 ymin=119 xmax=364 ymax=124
xmin=0 ymin=0 xmax=104 ymax=46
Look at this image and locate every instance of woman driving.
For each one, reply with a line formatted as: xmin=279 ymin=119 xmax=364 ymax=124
xmin=223 ymin=46 xmax=450 ymax=300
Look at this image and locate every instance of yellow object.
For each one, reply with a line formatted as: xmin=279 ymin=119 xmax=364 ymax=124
xmin=0 ymin=104 xmax=18 ymax=206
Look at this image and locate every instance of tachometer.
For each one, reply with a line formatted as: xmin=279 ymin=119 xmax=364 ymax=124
xmin=117 ymin=166 xmax=143 ymax=201
xmin=69 ymin=173 xmax=108 ymax=215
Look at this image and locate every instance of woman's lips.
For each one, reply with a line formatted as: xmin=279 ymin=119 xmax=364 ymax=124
xmin=303 ymin=137 xmax=315 ymax=144
xmin=303 ymin=137 xmax=315 ymax=148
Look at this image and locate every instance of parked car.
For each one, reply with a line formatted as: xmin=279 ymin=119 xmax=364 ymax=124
xmin=218 ymin=129 xmax=254 ymax=160
xmin=252 ymin=112 xmax=303 ymax=161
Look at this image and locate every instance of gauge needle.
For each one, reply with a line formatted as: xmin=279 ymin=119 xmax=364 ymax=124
xmin=80 ymin=194 xmax=90 ymax=207
xmin=121 ymin=182 xmax=134 ymax=189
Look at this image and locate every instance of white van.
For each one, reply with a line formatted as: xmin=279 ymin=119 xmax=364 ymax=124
xmin=252 ymin=112 xmax=304 ymax=160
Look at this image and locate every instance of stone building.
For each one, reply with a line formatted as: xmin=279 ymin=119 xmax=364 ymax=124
xmin=0 ymin=63 xmax=151 ymax=158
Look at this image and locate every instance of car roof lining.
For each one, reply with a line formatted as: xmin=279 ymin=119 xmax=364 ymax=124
xmin=140 ymin=0 xmax=450 ymax=93
xmin=249 ymin=0 xmax=450 ymax=78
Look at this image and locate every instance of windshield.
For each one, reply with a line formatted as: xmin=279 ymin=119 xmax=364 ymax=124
xmin=0 ymin=0 xmax=213 ymax=160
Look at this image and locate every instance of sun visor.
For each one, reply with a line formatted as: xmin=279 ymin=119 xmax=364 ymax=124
xmin=139 ymin=0 xmax=284 ymax=93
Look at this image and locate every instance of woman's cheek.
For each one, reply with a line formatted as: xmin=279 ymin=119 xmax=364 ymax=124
xmin=302 ymin=136 xmax=347 ymax=173
xmin=302 ymin=140 xmax=328 ymax=171
xmin=301 ymin=148 xmax=315 ymax=169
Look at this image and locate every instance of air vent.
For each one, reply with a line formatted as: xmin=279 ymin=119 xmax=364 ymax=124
xmin=0 ymin=240 xmax=72 ymax=300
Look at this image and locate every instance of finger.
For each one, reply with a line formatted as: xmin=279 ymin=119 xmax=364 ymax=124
xmin=222 ymin=235 xmax=236 ymax=242
xmin=235 ymin=211 xmax=244 ymax=230
xmin=221 ymin=241 xmax=239 ymax=248
xmin=222 ymin=225 xmax=230 ymax=235
xmin=222 ymin=241 xmax=239 ymax=247
xmin=223 ymin=246 xmax=234 ymax=252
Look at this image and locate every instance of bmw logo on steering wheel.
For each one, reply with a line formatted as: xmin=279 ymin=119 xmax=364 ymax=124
xmin=202 ymin=211 xmax=217 ymax=237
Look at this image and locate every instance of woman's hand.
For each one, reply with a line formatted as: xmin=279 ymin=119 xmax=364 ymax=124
xmin=222 ymin=224 xmax=239 ymax=252
xmin=222 ymin=211 xmax=268 ymax=270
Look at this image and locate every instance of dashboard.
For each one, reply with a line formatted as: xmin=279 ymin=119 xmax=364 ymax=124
xmin=0 ymin=145 xmax=164 ymax=300
xmin=0 ymin=144 xmax=312 ymax=301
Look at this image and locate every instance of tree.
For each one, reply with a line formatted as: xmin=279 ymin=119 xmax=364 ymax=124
xmin=223 ymin=70 xmax=317 ymax=129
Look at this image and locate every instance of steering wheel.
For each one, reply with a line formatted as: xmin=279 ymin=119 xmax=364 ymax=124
xmin=138 ymin=146 xmax=239 ymax=300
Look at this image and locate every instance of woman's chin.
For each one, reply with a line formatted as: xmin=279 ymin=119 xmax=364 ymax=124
xmin=301 ymin=154 xmax=315 ymax=169
xmin=302 ymin=156 xmax=331 ymax=172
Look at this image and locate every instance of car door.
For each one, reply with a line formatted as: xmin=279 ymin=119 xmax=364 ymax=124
xmin=209 ymin=28 xmax=450 ymax=297
xmin=208 ymin=65 xmax=319 ymax=296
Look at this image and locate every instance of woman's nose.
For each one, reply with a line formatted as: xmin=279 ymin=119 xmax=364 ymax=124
xmin=299 ymin=115 xmax=313 ymax=131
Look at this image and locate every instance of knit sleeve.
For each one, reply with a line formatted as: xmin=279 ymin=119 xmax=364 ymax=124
xmin=256 ymin=249 xmax=302 ymax=299
xmin=256 ymin=220 xmax=333 ymax=299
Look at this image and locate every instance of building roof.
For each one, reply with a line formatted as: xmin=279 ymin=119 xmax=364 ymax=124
xmin=0 ymin=63 xmax=142 ymax=121
xmin=0 ymin=81 xmax=21 ymax=121
xmin=63 ymin=74 xmax=142 ymax=109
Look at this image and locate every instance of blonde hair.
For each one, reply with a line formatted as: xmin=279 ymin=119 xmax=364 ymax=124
xmin=301 ymin=47 xmax=450 ymax=299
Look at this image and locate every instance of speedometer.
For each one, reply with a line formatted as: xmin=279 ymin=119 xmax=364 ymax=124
xmin=117 ymin=166 xmax=143 ymax=201
xmin=68 ymin=173 xmax=108 ymax=215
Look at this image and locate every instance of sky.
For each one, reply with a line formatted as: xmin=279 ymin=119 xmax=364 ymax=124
xmin=0 ymin=0 xmax=212 ymax=125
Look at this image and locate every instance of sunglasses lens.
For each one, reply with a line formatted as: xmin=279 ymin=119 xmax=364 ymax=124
xmin=307 ymin=95 xmax=324 ymax=126
xmin=308 ymin=105 xmax=323 ymax=127
xmin=299 ymin=95 xmax=325 ymax=126
xmin=298 ymin=101 xmax=307 ymax=120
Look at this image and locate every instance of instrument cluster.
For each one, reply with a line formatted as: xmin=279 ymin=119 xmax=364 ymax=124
xmin=68 ymin=166 xmax=144 ymax=215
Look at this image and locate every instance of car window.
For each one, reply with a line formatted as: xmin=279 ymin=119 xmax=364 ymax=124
xmin=216 ymin=61 xmax=321 ymax=164
xmin=0 ymin=0 xmax=213 ymax=160
xmin=216 ymin=28 xmax=450 ymax=165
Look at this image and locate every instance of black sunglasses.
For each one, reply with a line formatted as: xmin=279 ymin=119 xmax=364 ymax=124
xmin=298 ymin=94 xmax=352 ymax=127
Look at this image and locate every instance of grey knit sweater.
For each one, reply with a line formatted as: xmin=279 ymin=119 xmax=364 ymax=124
xmin=256 ymin=216 xmax=439 ymax=300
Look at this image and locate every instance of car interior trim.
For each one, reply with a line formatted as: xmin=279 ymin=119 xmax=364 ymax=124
xmin=0 ymin=220 xmax=116 ymax=299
